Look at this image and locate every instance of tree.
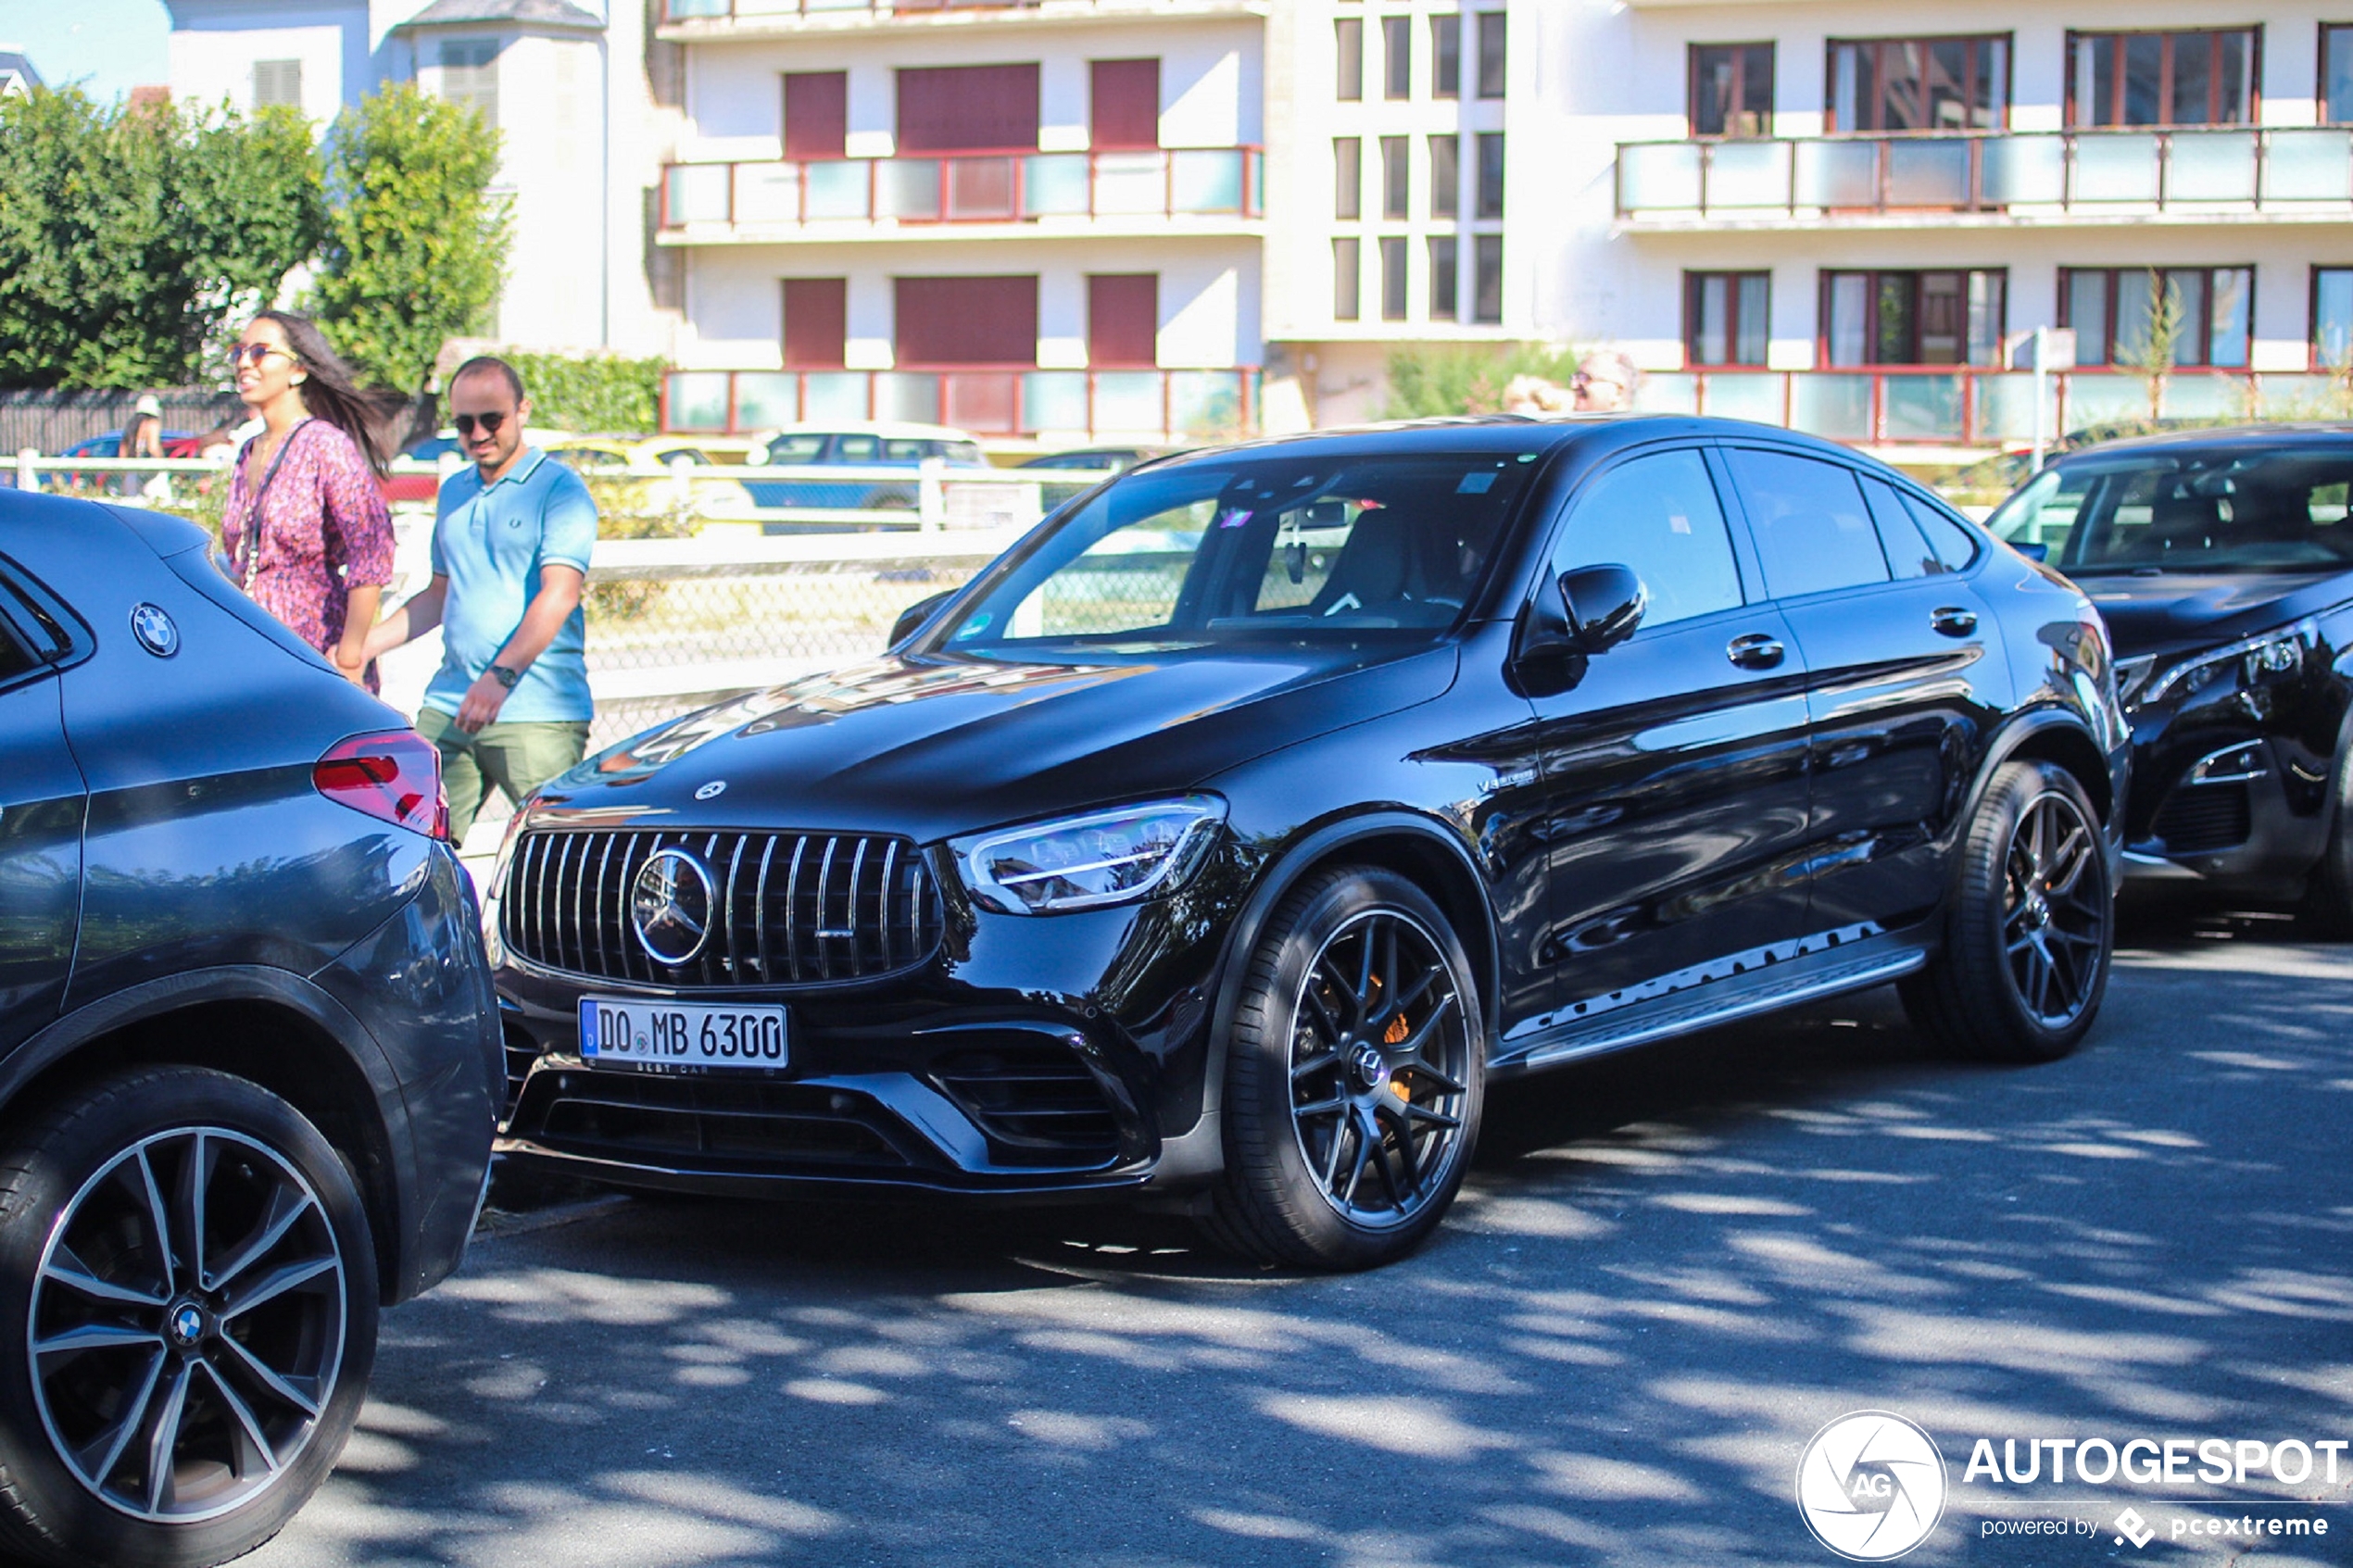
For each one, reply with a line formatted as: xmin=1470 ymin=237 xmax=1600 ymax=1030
xmin=2116 ymin=269 xmax=2186 ymax=424
xmin=1381 ymin=342 xmax=1579 ymax=419
xmin=0 ymin=89 xmax=323 ymax=387
xmin=309 ymin=82 xmax=510 ymax=393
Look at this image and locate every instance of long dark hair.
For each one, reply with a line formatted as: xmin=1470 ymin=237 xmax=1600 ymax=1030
xmin=249 ymin=310 xmax=404 ymax=477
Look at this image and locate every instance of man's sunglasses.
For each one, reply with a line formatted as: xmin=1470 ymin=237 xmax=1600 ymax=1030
xmin=225 ymin=344 xmax=295 ymax=368
xmin=454 ymin=411 xmax=510 ymax=437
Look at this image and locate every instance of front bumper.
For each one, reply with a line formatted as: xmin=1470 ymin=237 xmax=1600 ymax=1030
xmin=2121 ymin=732 xmax=2334 ymax=897
xmin=488 ymin=875 xmax=1237 ymax=1200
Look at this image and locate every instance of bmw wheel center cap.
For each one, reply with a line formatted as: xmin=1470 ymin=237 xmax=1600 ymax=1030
xmin=632 ymin=847 xmax=717 ymax=966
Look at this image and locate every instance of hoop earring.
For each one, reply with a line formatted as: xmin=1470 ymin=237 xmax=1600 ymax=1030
xmin=290 ymin=374 xmax=308 ymax=385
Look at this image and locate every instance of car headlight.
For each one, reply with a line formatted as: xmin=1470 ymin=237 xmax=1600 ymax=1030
xmin=2132 ymin=618 xmax=2316 ymax=710
xmin=955 ymin=797 xmax=1226 ymax=915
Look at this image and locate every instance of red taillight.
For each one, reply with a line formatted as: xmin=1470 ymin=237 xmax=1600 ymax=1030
xmin=314 ymin=731 xmax=450 ymax=840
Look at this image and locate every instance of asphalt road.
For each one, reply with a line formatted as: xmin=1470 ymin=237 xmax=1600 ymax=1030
xmin=250 ymin=902 xmax=2353 ymax=1568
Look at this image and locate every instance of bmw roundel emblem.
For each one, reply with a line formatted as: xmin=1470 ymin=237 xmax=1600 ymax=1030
xmin=631 ymin=847 xmax=717 ymax=966
xmin=695 ymin=780 xmax=727 ymax=801
xmin=130 ymin=603 xmax=180 ymax=658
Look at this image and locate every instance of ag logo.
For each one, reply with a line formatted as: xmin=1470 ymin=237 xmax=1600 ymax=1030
xmin=1795 ymin=1411 xmax=1946 ymax=1561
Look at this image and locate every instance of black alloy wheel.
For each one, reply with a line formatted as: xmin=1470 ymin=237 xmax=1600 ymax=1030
xmin=0 ymin=1067 xmax=377 ymax=1568
xmin=2299 ymin=725 xmax=2353 ymax=937
xmin=1903 ymin=759 xmax=2114 ymax=1062
xmin=1208 ymin=867 xmax=1484 ymax=1270
xmin=2002 ymin=788 xmax=2107 ymax=1028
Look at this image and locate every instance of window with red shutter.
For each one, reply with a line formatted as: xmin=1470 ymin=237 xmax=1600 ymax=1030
xmin=896 ymin=276 xmax=1038 ymax=364
xmin=783 ymin=279 xmax=848 ymax=369
xmin=1088 ymin=275 xmax=1158 ymax=367
xmin=895 ymin=64 xmax=1040 ymax=152
xmin=1090 ymin=59 xmax=1160 ymax=150
xmin=784 ymin=72 xmax=847 ymax=159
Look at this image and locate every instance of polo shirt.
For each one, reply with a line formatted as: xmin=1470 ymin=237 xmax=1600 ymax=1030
xmin=424 ymin=447 xmax=598 ymax=723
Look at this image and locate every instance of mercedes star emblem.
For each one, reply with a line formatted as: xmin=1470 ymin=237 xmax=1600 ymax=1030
xmin=631 ymin=847 xmax=717 ymax=966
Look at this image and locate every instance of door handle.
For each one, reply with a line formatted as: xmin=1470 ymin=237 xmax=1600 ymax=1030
xmin=1930 ymin=606 xmax=1979 ymax=637
xmin=1727 ymin=632 xmax=1785 ymax=670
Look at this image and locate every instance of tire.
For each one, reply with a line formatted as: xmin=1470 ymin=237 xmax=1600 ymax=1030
xmin=1204 ymin=867 xmax=1485 ymax=1270
xmin=2298 ymin=735 xmax=2353 ymax=938
xmin=0 ymin=1067 xmax=378 ymax=1568
xmin=1902 ymin=759 xmax=2114 ymax=1063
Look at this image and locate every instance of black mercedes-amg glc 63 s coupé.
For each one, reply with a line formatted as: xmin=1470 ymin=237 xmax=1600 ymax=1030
xmin=491 ymin=418 xmax=2127 ymax=1270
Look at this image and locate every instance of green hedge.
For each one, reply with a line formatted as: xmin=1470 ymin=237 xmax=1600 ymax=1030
xmin=500 ymin=352 xmax=667 ymax=435
xmin=1381 ymin=343 xmax=1580 ymax=420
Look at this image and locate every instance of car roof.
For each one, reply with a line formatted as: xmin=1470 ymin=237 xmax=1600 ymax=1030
xmin=1141 ymin=414 xmax=1869 ymax=471
xmin=2055 ymin=422 xmax=2353 ymax=463
xmin=759 ymin=421 xmax=983 ymax=444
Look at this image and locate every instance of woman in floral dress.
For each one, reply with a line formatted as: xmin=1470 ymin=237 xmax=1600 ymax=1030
xmin=218 ymin=311 xmax=398 ymax=690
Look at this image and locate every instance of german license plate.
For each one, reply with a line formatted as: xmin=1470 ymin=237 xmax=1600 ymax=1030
xmin=576 ymin=997 xmax=788 ymax=1070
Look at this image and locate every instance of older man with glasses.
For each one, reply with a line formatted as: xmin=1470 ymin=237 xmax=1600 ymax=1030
xmin=361 ymin=356 xmax=598 ymax=844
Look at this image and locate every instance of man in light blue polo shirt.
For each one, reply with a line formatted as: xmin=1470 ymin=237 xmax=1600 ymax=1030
xmin=362 ymin=356 xmax=597 ymax=840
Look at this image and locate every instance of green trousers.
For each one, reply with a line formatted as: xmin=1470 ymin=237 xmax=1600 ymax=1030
xmin=415 ymin=708 xmax=590 ymax=843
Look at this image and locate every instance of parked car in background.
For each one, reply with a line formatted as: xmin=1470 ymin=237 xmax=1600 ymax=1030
xmin=59 ymin=432 xmax=206 ymax=460
xmin=52 ymin=432 xmax=206 ymax=498
xmin=0 ymin=488 xmax=497 ymax=1563
xmin=742 ymin=422 xmax=990 ymax=519
xmin=1990 ymin=426 xmax=2353 ymax=928
xmin=541 ymin=434 xmax=753 ymax=522
xmin=488 ymin=417 xmax=2124 ymax=1272
xmin=1014 ymin=446 xmax=1172 ymax=474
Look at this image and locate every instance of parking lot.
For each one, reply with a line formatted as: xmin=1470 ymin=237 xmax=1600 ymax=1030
xmin=249 ymin=901 xmax=2351 ymax=1568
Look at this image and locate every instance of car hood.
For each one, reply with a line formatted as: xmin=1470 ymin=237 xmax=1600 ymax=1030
xmin=529 ymin=643 xmax=1459 ymax=842
xmin=2076 ymin=570 xmax=2353 ymax=658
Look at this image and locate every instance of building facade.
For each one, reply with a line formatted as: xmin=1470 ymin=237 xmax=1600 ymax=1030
xmin=651 ymin=0 xmax=1268 ymax=446
xmin=158 ymin=0 xmax=2353 ymax=451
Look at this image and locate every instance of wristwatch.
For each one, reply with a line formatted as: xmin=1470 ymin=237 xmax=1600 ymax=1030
xmin=486 ymin=663 xmax=522 ymax=690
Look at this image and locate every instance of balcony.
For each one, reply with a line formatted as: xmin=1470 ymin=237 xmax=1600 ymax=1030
xmin=658 ymin=0 xmax=1264 ymax=36
xmin=659 ymin=148 xmax=1265 ymax=241
xmin=1616 ymin=128 xmax=2353 ymax=228
xmin=1632 ymin=368 xmax=2343 ymax=449
xmin=662 ymin=366 xmax=1260 ymax=438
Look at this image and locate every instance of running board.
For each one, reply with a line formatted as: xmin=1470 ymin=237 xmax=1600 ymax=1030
xmin=1496 ymin=945 xmax=1929 ymax=1073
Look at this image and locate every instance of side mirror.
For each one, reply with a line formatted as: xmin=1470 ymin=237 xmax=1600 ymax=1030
xmin=2012 ymin=541 xmax=2050 ymax=563
xmin=888 ymin=589 xmax=954 ymax=647
xmin=1559 ymin=563 xmax=1646 ymax=654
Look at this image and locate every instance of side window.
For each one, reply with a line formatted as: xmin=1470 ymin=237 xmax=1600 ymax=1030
xmin=769 ymin=434 xmax=826 ymax=464
xmin=1552 ymin=448 xmax=1744 ymax=628
xmin=1725 ymin=448 xmax=1890 ymax=599
xmin=884 ymin=439 xmax=929 ymax=461
xmin=0 ymin=617 xmax=36 ymax=684
xmin=834 ymin=434 xmax=881 ymax=463
xmin=1861 ymin=476 xmax=1944 ymax=577
xmin=1901 ymin=492 xmax=1982 ymax=571
xmin=0 ymin=560 xmax=79 ymax=668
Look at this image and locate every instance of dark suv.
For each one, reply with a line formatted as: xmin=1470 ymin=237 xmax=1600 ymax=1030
xmin=1990 ymin=427 xmax=2353 ymax=926
xmin=491 ymin=419 xmax=2126 ymax=1270
xmin=0 ymin=492 xmax=497 ymax=1564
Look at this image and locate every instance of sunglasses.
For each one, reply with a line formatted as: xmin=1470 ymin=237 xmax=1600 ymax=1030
xmin=226 ymin=344 xmax=295 ymax=368
xmin=454 ymin=411 xmax=510 ymax=437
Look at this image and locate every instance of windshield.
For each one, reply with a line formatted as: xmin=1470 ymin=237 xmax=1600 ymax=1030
xmin=935 ymin=449 xmax=1541 ymax=657
xmin=1991 ymin=447 xmax=2353 ymax=573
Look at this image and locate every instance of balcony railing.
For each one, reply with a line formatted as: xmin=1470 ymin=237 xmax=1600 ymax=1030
xmin=1630 ymin=368 xmax=2345 ymax=447
xmin=662 ymin=367 xmax=1261 ymax=438
xmin=661 ymin=148 xmax=1264 ymax=230
xmin=1617 ymin=128 xmax=2353 ymax=220
xmin=666 ymin=0 xmax=1038 ymax=19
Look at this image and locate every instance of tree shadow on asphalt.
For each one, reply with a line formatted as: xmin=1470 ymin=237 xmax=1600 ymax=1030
xmin=266 ymin=902 xmax=2353 ymax=1568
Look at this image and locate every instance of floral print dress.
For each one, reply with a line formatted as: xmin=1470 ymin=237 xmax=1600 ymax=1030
xmin=220 ymin=419 xmax=396 ymax=692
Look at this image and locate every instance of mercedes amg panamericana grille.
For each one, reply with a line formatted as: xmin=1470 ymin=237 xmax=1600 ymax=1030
xmin=504 ymin=830 xmax=942 ymax=986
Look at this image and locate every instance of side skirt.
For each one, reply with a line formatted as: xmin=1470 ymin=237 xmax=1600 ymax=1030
xmin=1490 ymin=927 xmax=1931 ymax=1077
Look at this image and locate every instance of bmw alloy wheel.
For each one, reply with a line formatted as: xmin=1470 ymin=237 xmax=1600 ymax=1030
xmin=27 ymin=1126 xmax=346 ymax=1524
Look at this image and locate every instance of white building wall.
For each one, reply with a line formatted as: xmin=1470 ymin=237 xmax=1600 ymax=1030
xmin=1538 ymin=0 xmax=2353 ymax=375
xmin=167 ymin=3 xmax=367 ymax=122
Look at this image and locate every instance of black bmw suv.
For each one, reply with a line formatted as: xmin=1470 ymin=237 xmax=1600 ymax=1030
xmin=1990 ymin=428 xmax=2353 ymax=926
xmin=0 ymin=491 xmax=497 ymax=1564
xmin=492 ymin=419 xmax=2126 ymax=1270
